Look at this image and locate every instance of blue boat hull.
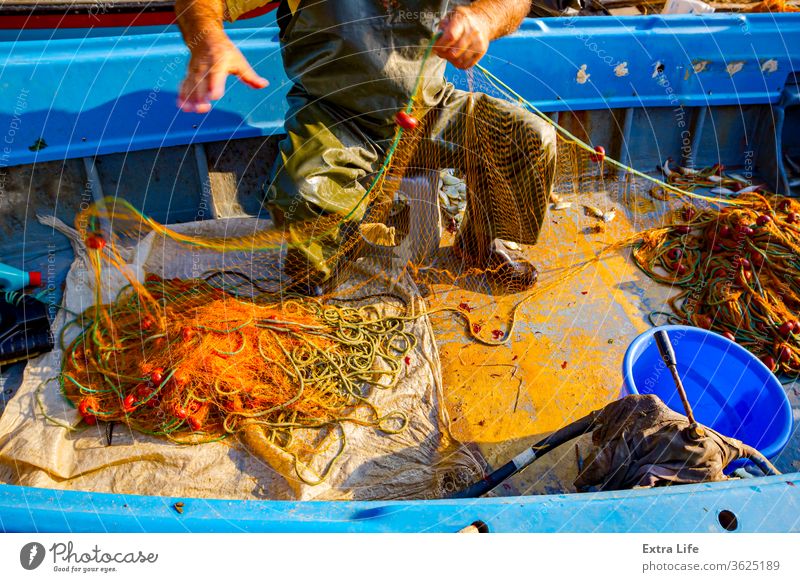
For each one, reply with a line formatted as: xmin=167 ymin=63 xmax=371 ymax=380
xmin=1 ymin=13 xmax=799 ymax=532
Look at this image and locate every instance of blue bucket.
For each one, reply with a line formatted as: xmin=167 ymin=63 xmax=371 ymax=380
xmin=623 ymin=325 xmax=793 ymax=467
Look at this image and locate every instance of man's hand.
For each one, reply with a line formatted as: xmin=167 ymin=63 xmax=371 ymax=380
xmin=178 ymin=32 xmax=268 ymax=113
xmin=434 ymin=0 xmax=530 ymax=70
xmin=174 ymin=0 xmax=267 ymax=114
xmin=433 ymin=7 xmax=490 ymax=70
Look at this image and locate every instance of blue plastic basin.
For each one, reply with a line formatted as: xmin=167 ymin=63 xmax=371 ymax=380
xmin=623 ymin=325 xmax=793 ymax=464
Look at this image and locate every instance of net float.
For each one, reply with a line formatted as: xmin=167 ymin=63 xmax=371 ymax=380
xmin=778 ymin=322 xmax=795 ymax=337
xmin=150 ymin=368 xmax=165 ymax=385
xmin=123 ymin=394 xmax=137 ymax=413
xmin=395 ymin=110 xmax=418 ymax=130
xmin=694 ymin=314 xmax=712 ymax=329
xmin=756 ymin=215 xmax=772 ymax=226
xmin=85 ymin=234 xmax=106 ymax=250
xmin=589 ymin=145 xmax=605 ymax=163
xmin=78 ymin=398 xmax=98 ymax=425
xmin=761 ymin=355 xmax=776 ymax=371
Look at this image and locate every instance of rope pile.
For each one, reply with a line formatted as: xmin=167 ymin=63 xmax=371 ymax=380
xmin=632 ymin=184 xmax=800 ymax=375
xmin=60 ymin=277 xmax=414 ymax=481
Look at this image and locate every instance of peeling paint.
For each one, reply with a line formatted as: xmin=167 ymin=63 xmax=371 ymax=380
xmin=726 ymin=61 xmax=745 ymax=76
xmin=761 ymin=59 xmax=778 ymax=73
xmin=692 ymin=60 xmax=710 ymax=74
xmin=614 ymin=62 xmax=629 ymax=77
xmin=651 ymin=61 xmax=663 ymax=78
xmin=576 ymin=64 xmax=590 ymax=84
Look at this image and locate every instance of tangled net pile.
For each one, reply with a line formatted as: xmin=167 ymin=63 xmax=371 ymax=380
xmin=633 ymin=165 xmax=800 ymax=374
xmin=60 ymin=271 xmax=414 ymax=482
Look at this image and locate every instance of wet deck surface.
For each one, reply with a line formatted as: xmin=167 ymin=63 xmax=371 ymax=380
xmin=424 ymin=176 xmax=800 ymax=494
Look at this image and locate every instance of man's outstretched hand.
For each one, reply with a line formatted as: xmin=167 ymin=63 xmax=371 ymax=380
xmin=178 ymin=32 xmax=268 ymax=113
xmin=433 ymin=7 xmax=490 ymax=70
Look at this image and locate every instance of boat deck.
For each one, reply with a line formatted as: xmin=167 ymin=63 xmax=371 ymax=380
xmin=429 ymin=173 xmax=799 ymax=495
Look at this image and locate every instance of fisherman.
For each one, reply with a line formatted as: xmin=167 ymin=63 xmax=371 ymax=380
xmin=175 ymin=0 xmax=556 ymax=293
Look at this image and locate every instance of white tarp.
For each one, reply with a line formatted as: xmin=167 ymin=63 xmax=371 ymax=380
xmin=0 ymin=216 xmax=481 ymax=500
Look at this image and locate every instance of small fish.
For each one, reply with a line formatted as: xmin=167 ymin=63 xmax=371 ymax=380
xmin=602 ymin=210 xmax=616 ymax=223
xmin=660 ymin=158 xmax=674 ymax=178
xmin=677 ymin=166 xmax=699 ymax=176
xmin=440 ymin=172 xmax=462 ymax=186
xmin=583 ymin=205 xmax=605 ymax=219
xmin=443 ymin=187 xmax=462 ymax=201
xmin=550 ymin=193 xmax=563 ymax=204
xmin=709 ymin=187 xmax=735 ymax=196
xmin=552 ymin=202 xmax=572 ymax=210
xmin=736 ymin=184 xmax=764 ymax=194
xmin=708 ymin=174 xmax=724 ymax=183
xmin=728 ymin=172 xmax=750 ymax=183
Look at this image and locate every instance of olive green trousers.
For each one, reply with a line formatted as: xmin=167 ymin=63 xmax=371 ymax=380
xmin=265 ymin=86 xmax=557 ymax=283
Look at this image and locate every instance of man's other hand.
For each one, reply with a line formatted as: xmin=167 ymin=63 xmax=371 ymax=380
xmin=178 ymin=33 xmax=268 ymax=113
xmin=433 ymin=6 xmax=491 ymax=70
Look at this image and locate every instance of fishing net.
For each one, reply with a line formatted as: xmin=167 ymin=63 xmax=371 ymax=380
xmin=61 ymin=280 xmax=414 ymax=479
xmin=632 ymin=187 xmax=800 ymax=375
xmin=22 ymin=32 xmax=790 ymax=496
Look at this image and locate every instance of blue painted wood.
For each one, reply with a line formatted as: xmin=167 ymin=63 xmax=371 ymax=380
xmin=1 ymin=477 xmax=799 ymax=533
xmin=1 ymin=14 xmax=798 ymax=168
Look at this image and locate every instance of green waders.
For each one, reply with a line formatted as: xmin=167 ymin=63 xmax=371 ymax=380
xmin=264 ymin=0 xmax=556 ymax=283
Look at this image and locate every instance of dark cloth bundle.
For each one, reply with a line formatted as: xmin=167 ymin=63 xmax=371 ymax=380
xmin=575 ymin=395 xmax=747 ymax=491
